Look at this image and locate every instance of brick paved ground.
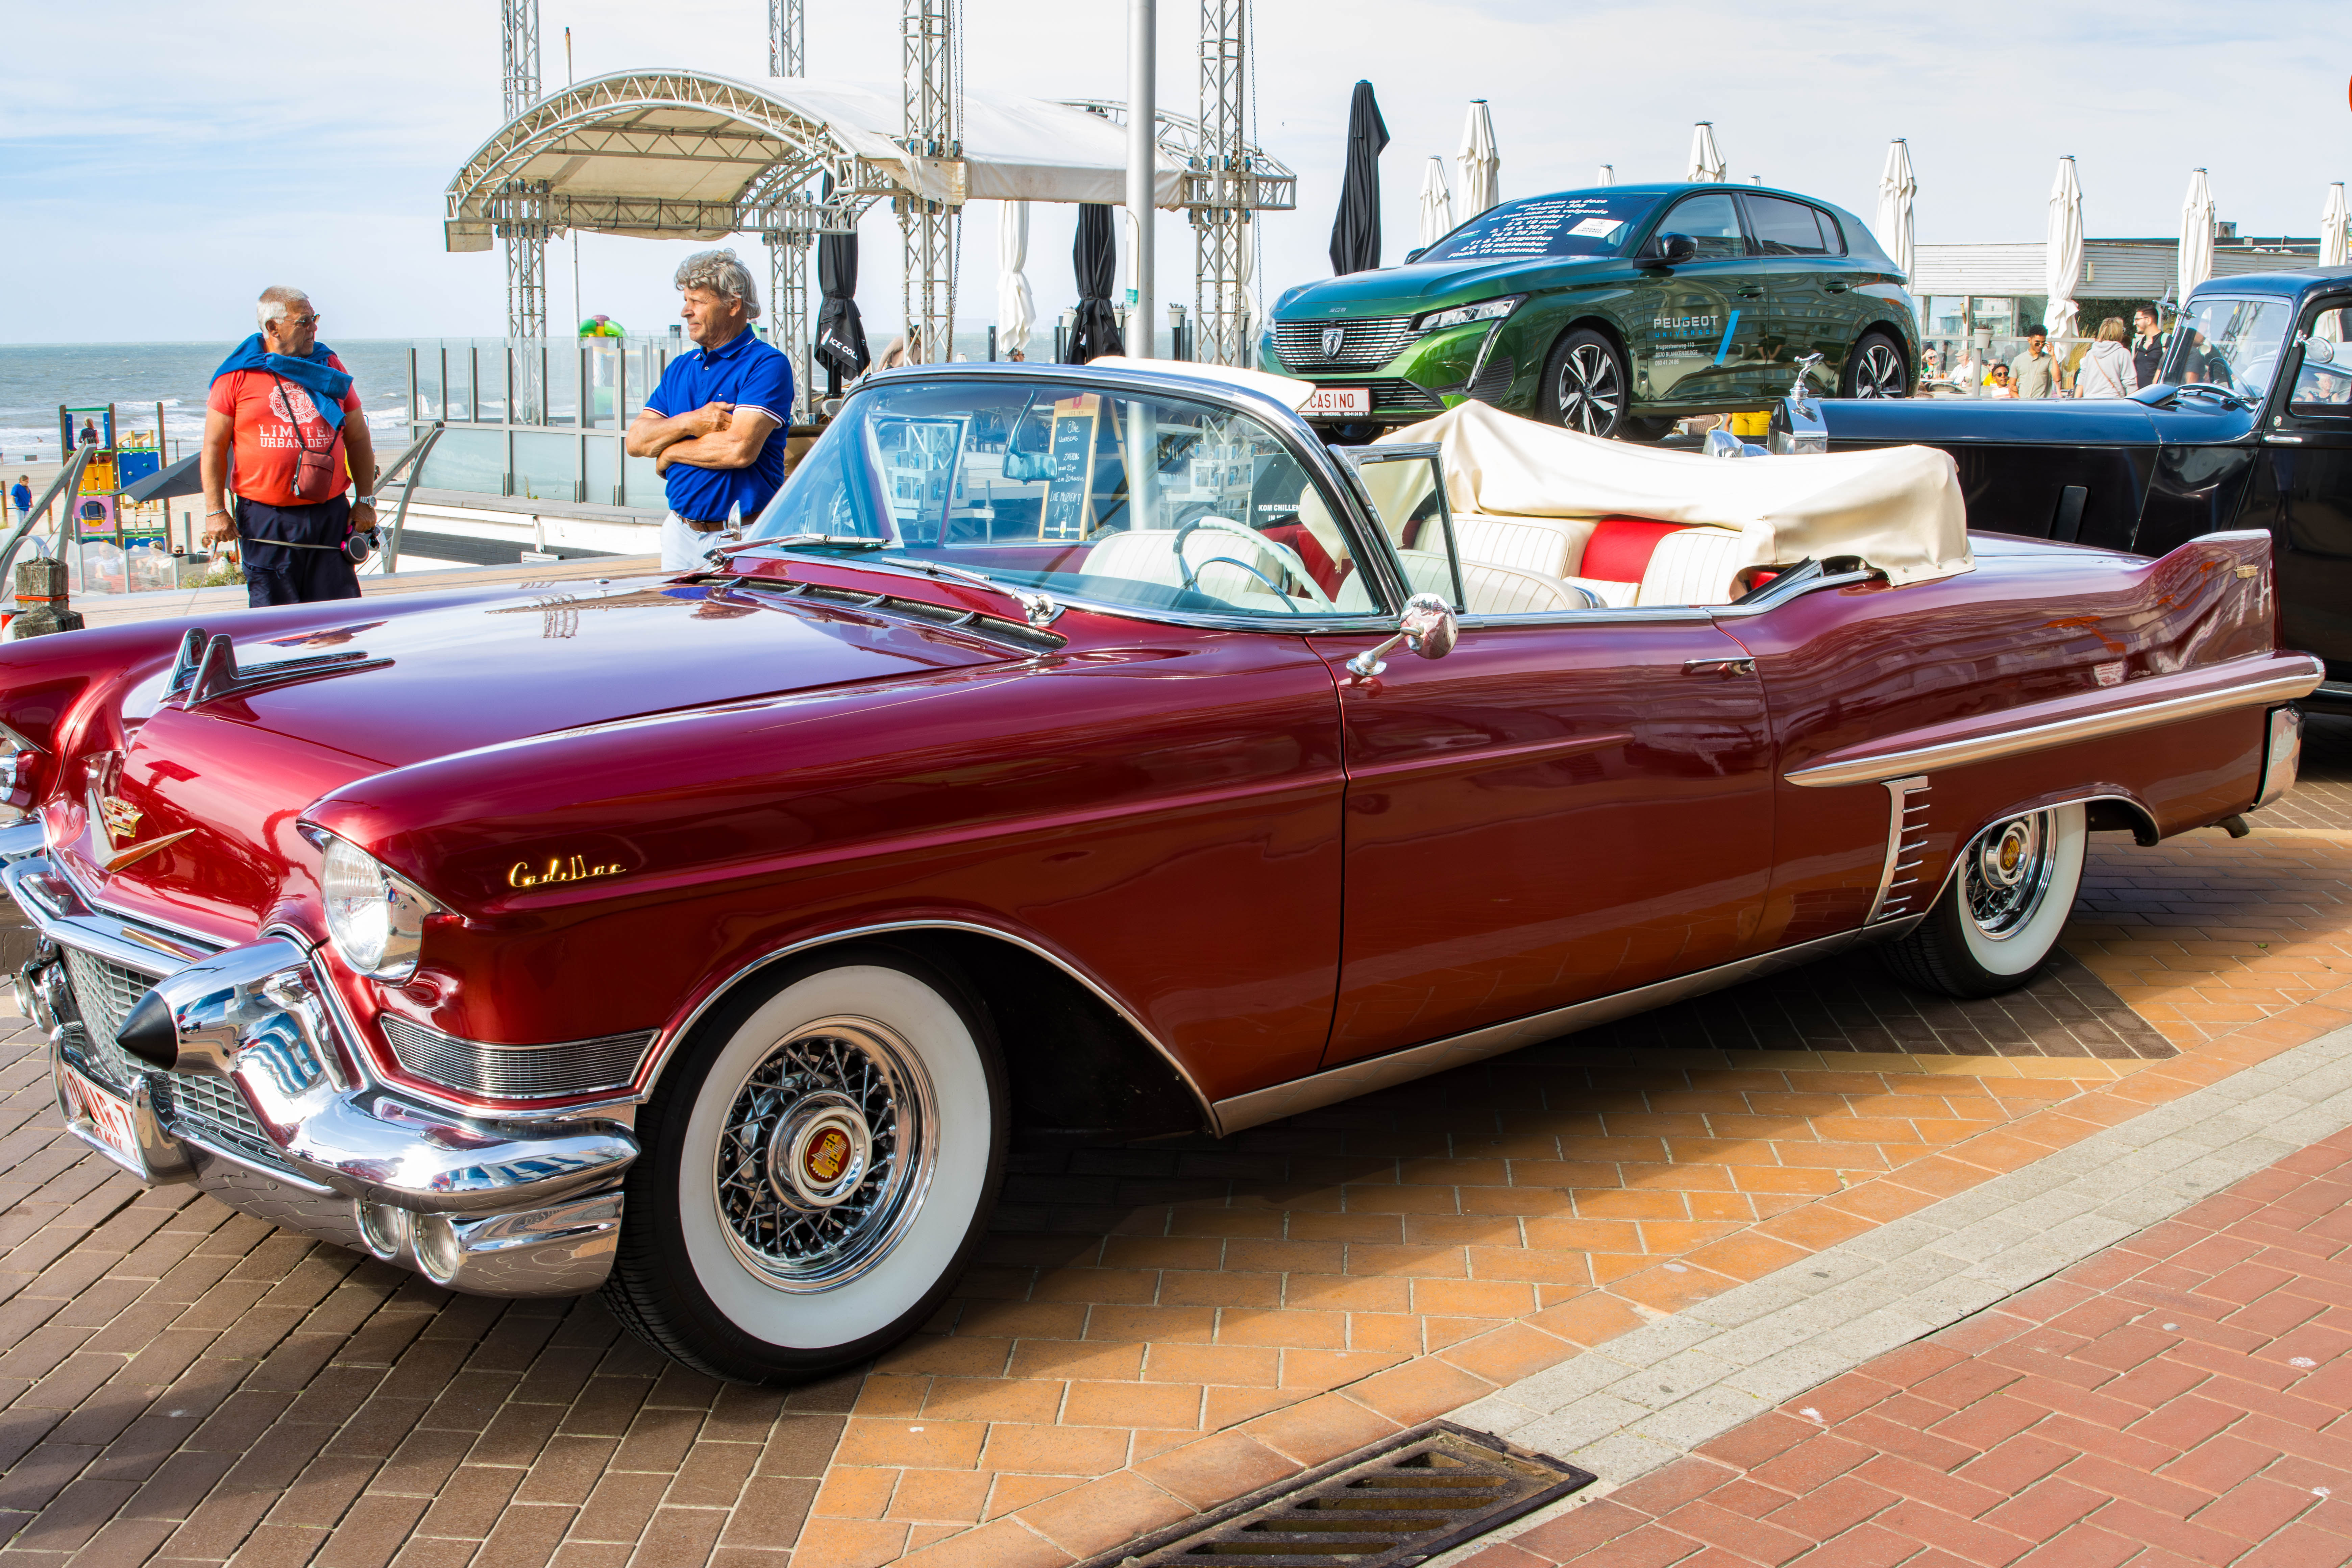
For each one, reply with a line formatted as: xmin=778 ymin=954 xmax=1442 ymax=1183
xmin=1462 ymin=1124 xmax=2352 ymax=1568
xmin=4 ymin=734 xmax=2352 ymax=1566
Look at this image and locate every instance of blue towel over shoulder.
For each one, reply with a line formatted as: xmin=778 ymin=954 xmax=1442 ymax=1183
xmin=210 ymin=335 xmax=353 ymax=431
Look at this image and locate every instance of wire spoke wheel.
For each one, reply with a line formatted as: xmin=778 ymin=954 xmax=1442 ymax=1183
xmin=1555 ymin=343 xmax=1624 ymax=435
xmin=715 ymin=1018 xmax=934 ymax=1292
xmin=1962 ymin=813 xmax=2058 ymax=939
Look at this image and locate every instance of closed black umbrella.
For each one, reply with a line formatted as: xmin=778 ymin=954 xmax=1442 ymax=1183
xmin=1328 ymin=80 xmax=1390 ymax=276
xmin=812 ymin=176 xmax=869 ymax=395
xmin=1067 ymin=203 xmax=1124 ymax=364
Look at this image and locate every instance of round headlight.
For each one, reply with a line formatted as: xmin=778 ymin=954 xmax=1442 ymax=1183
xmin=319 ymin=835 xmax=439 ymax=981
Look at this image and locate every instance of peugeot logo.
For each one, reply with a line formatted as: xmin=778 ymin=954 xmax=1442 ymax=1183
xmin=1322 ymin=326 xmax=1347 ymax=359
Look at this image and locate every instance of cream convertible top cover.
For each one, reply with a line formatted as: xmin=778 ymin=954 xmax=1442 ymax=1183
xmin=1377 ymin=402 xmax=1972 ymax=587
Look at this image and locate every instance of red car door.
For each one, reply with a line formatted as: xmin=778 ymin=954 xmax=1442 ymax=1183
xmin=1307 ymin=616 xmax=1777 ymax=1066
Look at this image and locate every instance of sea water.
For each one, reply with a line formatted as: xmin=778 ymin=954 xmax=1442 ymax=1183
xmin=0 ymin=340 xmax=419 ymax=467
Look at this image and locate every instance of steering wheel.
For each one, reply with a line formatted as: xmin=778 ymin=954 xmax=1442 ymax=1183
xmin=1171 ymin=515 xmax=1333 ymax=612
xmin=2170 ymin=382 xmax=2248 ymax=411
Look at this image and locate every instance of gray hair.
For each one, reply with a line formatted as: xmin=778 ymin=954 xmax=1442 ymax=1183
xmin=673 ymin=249 xmax=761 ymax=319
xmin=256 ymin=286 xmax=312 ymax=330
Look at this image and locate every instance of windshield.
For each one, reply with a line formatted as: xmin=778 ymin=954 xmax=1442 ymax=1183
xmin=2156 ymin=297 xmax=2293 ymax=399
xmin=1418 ymin=191 xmax=1661 ymax=263
xmin=746 ymin=378 xmax=1377 ymax=620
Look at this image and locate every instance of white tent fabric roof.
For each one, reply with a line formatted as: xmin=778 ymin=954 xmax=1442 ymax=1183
xmin=445 ymin=71 xmax=1185 ymax=252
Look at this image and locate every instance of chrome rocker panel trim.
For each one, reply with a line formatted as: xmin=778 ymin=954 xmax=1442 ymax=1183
xmin=1212 ymin=925 xmax=1915 ymax=1135
xmin=6 ymin=855 xmax=635 ymax=1297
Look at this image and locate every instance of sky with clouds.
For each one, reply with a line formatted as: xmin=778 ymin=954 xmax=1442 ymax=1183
xmin=0 ymin=0 xmax=2342 ymax=345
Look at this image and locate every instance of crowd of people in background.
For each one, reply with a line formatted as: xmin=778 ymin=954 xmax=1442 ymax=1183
xmin=1923 ymin=303 xmax=2174 ymax=399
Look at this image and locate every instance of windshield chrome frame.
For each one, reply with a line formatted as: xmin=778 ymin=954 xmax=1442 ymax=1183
xmin=740 ymin=363 xmax=1404 ymax=635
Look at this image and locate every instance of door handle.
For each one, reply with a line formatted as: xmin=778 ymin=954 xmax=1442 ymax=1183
xmin=2265 ymin=434 xmax=2305 ymax=445
xmin=1824 ymin=281 xmax=1852 ymax=293
xmin=1684 ymin=657 xmax=1756 ymax=677
xmin=1736 ymin=289 xmax=1764 ymax=299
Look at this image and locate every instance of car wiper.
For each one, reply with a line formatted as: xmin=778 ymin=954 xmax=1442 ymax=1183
xmin=758 ymin=533 xmax=890 ymax=549
xmin=738 ymin=537 xmax=1065 ymax=627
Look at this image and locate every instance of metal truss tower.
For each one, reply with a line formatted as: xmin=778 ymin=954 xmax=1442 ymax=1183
xmin=765 ymin=0 xmax=812 ymax=418
xmin=1193 ymin=0 xmax=1251 ymax=365
xmin=500 ymin=0 xmax=549 ymax=407
xmin=901 ymin=0 xmax=960 ymax=365
xmin=767 ymin=0 xmax=804 ymax=76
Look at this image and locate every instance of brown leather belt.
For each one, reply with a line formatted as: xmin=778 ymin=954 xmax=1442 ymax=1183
xmin=679 ymin=516 xmax=734 ymax=534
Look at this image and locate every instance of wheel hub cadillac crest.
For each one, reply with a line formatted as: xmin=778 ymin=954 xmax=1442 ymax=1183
xmin=717 ymin=1019 xmax=935 ymax=1291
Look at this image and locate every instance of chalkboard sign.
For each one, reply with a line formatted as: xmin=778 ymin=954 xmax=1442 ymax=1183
xmin=1041 ymin=396 xmax=1101 ymax=541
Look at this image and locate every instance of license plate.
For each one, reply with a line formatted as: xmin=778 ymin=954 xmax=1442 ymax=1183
xmin=1301 ymin=386 xmax=1372 ymax=418
xmin=59 ymin=1063 xmax=141 ymax=1168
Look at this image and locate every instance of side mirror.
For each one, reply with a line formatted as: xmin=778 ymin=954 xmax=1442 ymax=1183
xmin=1347 ymin=593 xmax=1460 ymax=679
xmin=1655 ymin=232 xmax=1698 ymax=265
xmin=1405 ymin=246 xmax=1427 ymax=264
xmin=2305 ymin=335 xmax=2337 ymax=366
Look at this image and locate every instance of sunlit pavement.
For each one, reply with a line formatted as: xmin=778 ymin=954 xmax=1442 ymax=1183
xmin=4 ymin=726 xmax=2352 ymax=1566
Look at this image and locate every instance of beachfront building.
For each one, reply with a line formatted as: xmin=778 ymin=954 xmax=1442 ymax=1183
xmin=1911 ymin=227 xmax=2321 ymax=385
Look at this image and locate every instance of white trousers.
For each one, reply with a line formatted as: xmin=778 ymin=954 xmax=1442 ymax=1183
xmin=661 ymin=511 xmax=739 ymax=571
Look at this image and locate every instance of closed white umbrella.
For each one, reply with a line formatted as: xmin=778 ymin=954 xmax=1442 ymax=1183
xmin=2179 ymin=168 xmax=2216 ymax=298
xmin=2044 ymin=155 xmax=2084 ymax=344
xmin=2323 ymin=183 xmax=2349 ymax=269
xmin=996 ymin=200 xmax=1034 ymax=359
xmin=1456 ymin=100 xmax=1499 ymax=219
xmin=1595 ymin=164 xmax=1614 ymax=187
xmin=1687 ymin=122 xmax=1725 ymax=183
xmin=1418 ymin=157 xmax=1453 ymax=250
xmin=1874 ymin=139 xmax=1916 ymax=283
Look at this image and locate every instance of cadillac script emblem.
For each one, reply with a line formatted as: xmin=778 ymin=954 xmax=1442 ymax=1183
xmin=1322 ymin=325 xmax=1347 ymax=359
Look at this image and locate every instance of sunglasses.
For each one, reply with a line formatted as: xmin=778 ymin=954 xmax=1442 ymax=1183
xmin=276 ymin=315 xmax=322 ymax=330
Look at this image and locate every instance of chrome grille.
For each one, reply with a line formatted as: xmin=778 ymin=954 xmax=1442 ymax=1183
xmin=61 ymin=947 xmax=163 ymax=1092
xmin=382 ymin=1015 xmax=653 ymax=1100
xmin=1275 ymin=315 xmax=1419 ymax=372
xmin=160 ymin=1071 xmax=277 ymax=1159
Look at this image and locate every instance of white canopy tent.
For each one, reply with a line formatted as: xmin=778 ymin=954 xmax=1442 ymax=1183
xmin=443 ymin=71 xmax=1197 ymax=254
xmin=1457 ymin=101 xmax=1499 ymax=220
xmin=2179 ymin=168 xmax=2217 ymax=299
xmin=1418 ymin=157 xmax=1453 ymax=249
xmin=1687 ymin=123 xmax=1726 ymax=183
xmin=2044 ymin=156 xmax=2084 ymax=342
xmin=1874 ymin=140 xmax=1915 ymax=284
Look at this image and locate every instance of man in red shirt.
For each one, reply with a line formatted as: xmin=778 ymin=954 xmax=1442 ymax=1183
xmin=200 ymin=286 xmax=378 ymax=606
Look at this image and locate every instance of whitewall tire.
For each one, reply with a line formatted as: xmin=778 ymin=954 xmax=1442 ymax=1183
xmin=606 ymin=947 xmax=1006 ymax=1382
xmin=1880 ymin=804 xmax=2087 ymax=999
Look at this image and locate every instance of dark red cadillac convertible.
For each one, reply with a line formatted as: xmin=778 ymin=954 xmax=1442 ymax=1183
xmin=0 ymin=360 xmax=2314 ymax=1382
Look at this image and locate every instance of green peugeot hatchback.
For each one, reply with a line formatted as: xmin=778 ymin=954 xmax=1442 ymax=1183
xmin=1261 ymin=183 xmax=1918 ymax=438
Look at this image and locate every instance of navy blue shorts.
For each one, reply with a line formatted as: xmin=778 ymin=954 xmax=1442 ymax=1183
xmin=236 ymin=497 xmax=362 ymax=608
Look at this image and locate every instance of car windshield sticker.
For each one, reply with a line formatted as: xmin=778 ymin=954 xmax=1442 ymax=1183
xmin=1425 ymin=194 xmax=1655 ymax=261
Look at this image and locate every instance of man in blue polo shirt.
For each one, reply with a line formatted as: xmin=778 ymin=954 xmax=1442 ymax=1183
xmin=626 ymin=249 xmax=795 ymax=569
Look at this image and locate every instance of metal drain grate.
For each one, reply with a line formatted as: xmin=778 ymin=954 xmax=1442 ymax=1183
xmin=1083 ymin=1422 xmax=1594 ymax=1568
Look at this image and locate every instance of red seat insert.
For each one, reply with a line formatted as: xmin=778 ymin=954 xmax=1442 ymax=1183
xmin=1581 ymin=516 xmax=1690 ymax=583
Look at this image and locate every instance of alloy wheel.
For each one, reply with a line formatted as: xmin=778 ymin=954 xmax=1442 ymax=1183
xmin=1555 ymin=343 xmax=1624 ymax=435
xmin=1851 ymin=340 xmax=1907 ymax=398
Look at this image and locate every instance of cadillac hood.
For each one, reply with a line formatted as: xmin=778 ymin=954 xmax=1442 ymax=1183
xmin=49 ymin=577 xmax=1022 ymax=938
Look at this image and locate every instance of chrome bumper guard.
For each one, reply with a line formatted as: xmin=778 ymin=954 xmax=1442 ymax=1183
xmin=6 ymin=852 xmax=635 ymax=1297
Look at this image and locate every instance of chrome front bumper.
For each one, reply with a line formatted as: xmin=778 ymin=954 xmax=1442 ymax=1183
xmin=5 ymin=845 xmax=635 ymax=1297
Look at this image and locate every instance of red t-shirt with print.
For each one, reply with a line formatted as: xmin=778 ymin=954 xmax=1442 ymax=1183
xmin=206 ymin=359 xmax=363 ymax=508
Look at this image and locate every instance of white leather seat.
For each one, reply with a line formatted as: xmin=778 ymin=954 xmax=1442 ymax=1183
xmin=1449 ymin=513 xmax=1598 ymax=579
xmin=1636 ymin=528 xmax=1749 ymax=606
xmin=1393 ymin=550 xmax=1598 ymax=615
